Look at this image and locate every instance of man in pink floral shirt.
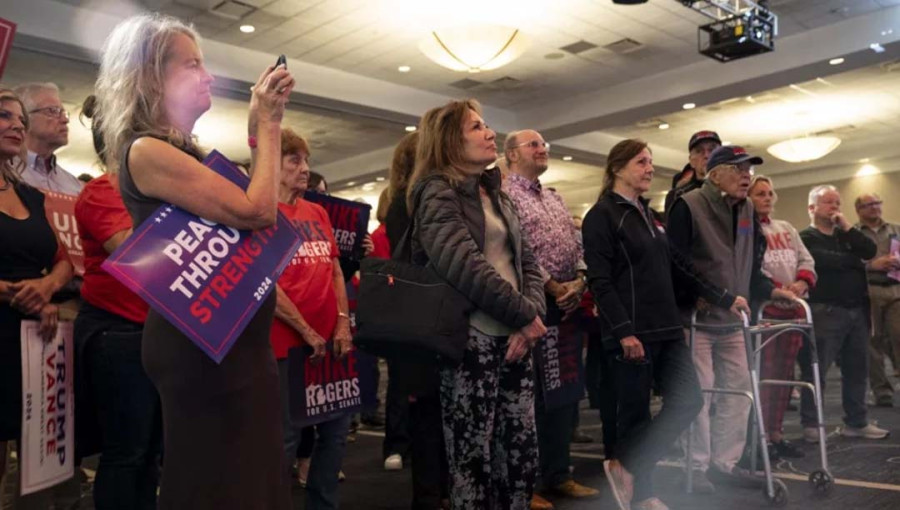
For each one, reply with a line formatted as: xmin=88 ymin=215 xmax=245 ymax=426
xmin=502 ymin=130 xmax=597 ymax=508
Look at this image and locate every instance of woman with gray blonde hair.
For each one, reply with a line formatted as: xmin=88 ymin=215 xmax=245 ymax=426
xmin=94 ymin=14 xmax=294 ymax=508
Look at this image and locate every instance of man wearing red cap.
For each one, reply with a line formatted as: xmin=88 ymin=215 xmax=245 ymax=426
xmin=664 ymin=131 xmax=721 ymax=219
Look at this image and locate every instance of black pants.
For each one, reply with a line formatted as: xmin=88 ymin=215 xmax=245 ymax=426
xmin=585 ymin=332 xmax=618 ymax=457
xmin=384 ymin=359 xmax=411 ymax=459
xmin=536 ymin=399 xmax=576 ymax=489
xmin=80 ymin=315 xmax=162 ymax=510
xmin=409 ymin=392 xmax=447 ymax=509
xmin=614 ymin=339 xmax=703 ymax=502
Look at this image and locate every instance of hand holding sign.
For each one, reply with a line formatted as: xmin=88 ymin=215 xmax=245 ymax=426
xmin=302 ymin=193 xmax=371 ymax=261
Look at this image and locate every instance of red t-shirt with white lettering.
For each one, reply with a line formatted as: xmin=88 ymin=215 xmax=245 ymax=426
xmin=75 ymin=175 xmax=149 ymax=323
xmin=270 ymin=199 xmax=340 ymax=359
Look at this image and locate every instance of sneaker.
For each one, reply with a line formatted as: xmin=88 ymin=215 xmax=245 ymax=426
xmin=552 ymin=479 xmax=600 ymax=499
xmin=708 ymin=466 xmax=764 ymax=489
xmin=633 ymin=497 xmax=670 ymax=510
xmin=686 ymin=469 xmax=715 ymax=494
xmin=571 ymin=428 xmax=594 ymax=444
xmin=603 ymin=460 xmax=633 ymax=510
xmin=772 ymin=439 xmax=805 ymax=459
xmin=875 ymin=394 xmax=894 ymax=407
xmin=841 ymin=423 xmax=890 ymax=439
xmin=360 ymin=415 xmax=385 ymax=429
xmin=530 ymin=493 xmax=555 ymax=510
xmin=384 ymin=453 xmax=403 ymax=471
xmin=802 ymin=427 xmax=821 ymax=444
xmin=736 ymin=444 xmax=777 ymax=472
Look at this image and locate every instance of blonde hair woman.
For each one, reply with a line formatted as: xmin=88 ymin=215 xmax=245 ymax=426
xmin=407 ymin=99 xmax=547 ymax=509
xmin=94 ymin=14 xmax=294 ymax=508
xmin=748 ymin=175 xmax=816 ymax=459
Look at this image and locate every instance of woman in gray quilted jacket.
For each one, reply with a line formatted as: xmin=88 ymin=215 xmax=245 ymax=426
xmin=407 ymin=98 xmax=547 ymax=510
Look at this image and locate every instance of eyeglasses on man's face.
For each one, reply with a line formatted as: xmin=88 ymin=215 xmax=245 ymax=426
xmin=30 ymin=106 xmax=69 ymax=120
xmin=725 ymin=163 xmax=753 ymax=175
xmin=515 ymin=140 xmax=550 ymax=151
xmin=858 ymin=200 xmax=883 ymax=209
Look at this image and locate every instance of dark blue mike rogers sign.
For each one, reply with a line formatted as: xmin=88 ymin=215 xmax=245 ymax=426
xmin=102 ymin=151 xmax=301 ymax=363
xmin=287 ymin=346 xmax=377 ymax=427
xmin=534 ymin=321 xmax=585 ymax=410
xmin=303 ymin=193 xmax=371 ymax=261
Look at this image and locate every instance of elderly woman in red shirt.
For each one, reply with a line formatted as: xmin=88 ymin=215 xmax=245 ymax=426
xmin=270 ymin=128 xmax=353 ymax=510
xmin=73 ymin=95 xmax=160 ymax=510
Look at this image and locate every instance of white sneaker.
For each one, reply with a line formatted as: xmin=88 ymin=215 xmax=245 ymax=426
xmin=802 ymin=427 xmax=821 ymax=444
xmin=633 ymin=497 xmax=670 ymax=510
xmin=384 ymin=453 xmax=403 ymax=471
xmin=841 ymin=423 xmax=890 ymax=439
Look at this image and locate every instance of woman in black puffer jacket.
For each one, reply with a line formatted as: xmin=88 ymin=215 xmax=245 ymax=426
xmin=407 ymin=99 xmax=546 ymax=510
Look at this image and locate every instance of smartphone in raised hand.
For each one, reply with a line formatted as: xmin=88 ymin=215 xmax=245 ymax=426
xmin=275 ymin=54 xmax=287 ymax=69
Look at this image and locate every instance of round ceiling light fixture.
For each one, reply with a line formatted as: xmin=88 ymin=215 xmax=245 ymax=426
xmin=766 ymin=136 xmax=842 ymax=163
xmin=419 ymin=25 xmax=528 ymax=73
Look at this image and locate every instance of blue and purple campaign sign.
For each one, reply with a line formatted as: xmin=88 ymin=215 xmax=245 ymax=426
xmin=102 ymin=151 xmax=301 ymax=363
xmin=303 ymin=193 xmax=371 ymax=261
xmin=288 ymin=346 xmax=377 ymax=428
xmin=534 ymin=322 xmax=585 ymax=411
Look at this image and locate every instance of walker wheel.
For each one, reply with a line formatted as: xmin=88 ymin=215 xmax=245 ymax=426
xmin=809 ymin=469 xmax=834 ymax=495
xmin=764 ymin=478 xmax=789 ymax=507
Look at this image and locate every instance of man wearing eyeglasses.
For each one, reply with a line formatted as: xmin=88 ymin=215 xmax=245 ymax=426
xmin=663 ymin=130 xmax=721 ymax=220
xmin=668 ymin=146 xmax=793 ymax=491
xmin=14 ymin=83 xmax=83 ymax=195
xmin=855 ymin=193 xmax=900 ymax=408
xmin=501 ymin=130 xmax=598 ymax=509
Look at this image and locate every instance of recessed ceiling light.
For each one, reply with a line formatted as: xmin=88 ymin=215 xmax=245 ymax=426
xmin=829 ymin=57 xmax=845 ymax=65
xmin=405 ymin=125 xmax=416 ymax=132
xmin=376 ymin=177 xmax=385 ymax=182
xmin=859 ymin=158 xmax=870 ymax=163
xmin=562 ymin=155 xmax=573 ymax=161
xmin=658 ymin=122 xmax=670 ymax=130
xmin=857 ymin=164 xmax=881 ymax=177
xmin=682 ymin=103 xmax=696 ymax=110
xmin=346 ymin=181 xmax=356 ymax=186
xmin=239 ymin=25 xmax=255 ymax=33
xmin=398 ymin=65 xmax=411 ymax=73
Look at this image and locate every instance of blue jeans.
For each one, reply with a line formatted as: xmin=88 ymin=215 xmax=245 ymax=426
xmin=277 ymin=359 xmax=351 ymax=510
xmin=84 ymin=323 xmax=162 ymax=510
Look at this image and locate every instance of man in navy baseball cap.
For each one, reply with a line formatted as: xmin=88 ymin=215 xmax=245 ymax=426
xmin=665 ymin=130 xmax=723 ymax=218
xmin=705 ymin=145 xmax=763 ymax=176
xmin=667 ymin=143 xmax=795 ymax=491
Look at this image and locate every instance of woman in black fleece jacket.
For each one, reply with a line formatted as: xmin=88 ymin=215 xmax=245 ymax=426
xmin=408 ymin=99 xmax=546 ymax=510
xmin=582 ymin=139 xmax=750 ymax=510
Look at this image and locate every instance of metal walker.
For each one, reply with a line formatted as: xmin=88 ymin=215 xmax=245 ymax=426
xmin=684 ymin=299 xmax=833 ymax=506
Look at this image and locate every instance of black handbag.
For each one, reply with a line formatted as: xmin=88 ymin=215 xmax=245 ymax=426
xmin=354 ymin=184 xmax=472 ymax=364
